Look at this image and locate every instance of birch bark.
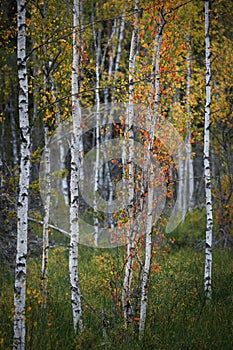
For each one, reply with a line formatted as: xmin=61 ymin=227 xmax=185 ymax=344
xmin=51 ymin=78 xmax=69 ymax=207
xmin=69 ymin=0 xmax=83 ymax=333
xmin=204 ymin=0 xmax=213 ymax=301
xmin=41 ymin=123 xmax=51 ymax=307
xmin=122 ymin=0 xmax=139 ymax=325
xmin=139 ymin=11 xmax=165 ymax=336
xmin=58 ymin=129 xmax=69 ymax=206
xmin=102 ymin=19 xmax=117 ymax=233
xmin=40 ymin=1 xmax=51 ymax=308
xmin=110 ymin=9 xmax=125 ymax=103
xmin=92 ymin=8 xmax=101 ymax=246
xmin=13 ymin=1 xmax=30 ymax=349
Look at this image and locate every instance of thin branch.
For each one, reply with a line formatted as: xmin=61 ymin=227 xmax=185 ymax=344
xmin=28 ymin=217 xmax=70 ymax=237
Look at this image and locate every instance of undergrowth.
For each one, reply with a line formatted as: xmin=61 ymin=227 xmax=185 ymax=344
xmin=0 ymin=212 xmax=232 ymax=350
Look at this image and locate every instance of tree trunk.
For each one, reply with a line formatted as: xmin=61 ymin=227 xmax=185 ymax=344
xmin=183 ymin=35 xmax=194 ymax=218
xmin=139 ymin=10 xmax=165 ymax=336
xmin=114 ymin=9 xmax=125 ymax=77
xmin=13 ymin=1 xmax=30 ymax=349
xmin=40 ymin=0 xmax=51 ymax=308
xmin=204 ymin=0 xmax=213 ymax=301
xmin=69 ymin=0 xmax=83 ymax=333
xmin=122 ymin=0 xmax=139 ymax=326
xmin=41 ymin=123 xmax=51 ymax=307
xmin=92 ymin=8 xmax=101 ymax=246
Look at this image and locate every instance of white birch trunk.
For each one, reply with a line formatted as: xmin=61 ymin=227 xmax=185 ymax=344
xmin=55 ymin=125 xmax=70 ymax=210
xmin=204 ymin=0 xmax=213 ymax=301
xmin=139 ymin=13 xmax=165 ymax=336
xmin=92 ymin=10 xmax=101 ymax=246
xmin=103 ymin=20 xmax=118 ymax=232
xmin=114 ymin=9 xmax=125 ymax=78
xmin=58 ymin=132 xmax=69 ymax=206
xmin=110 ymin=8 xmax=125 ymax=104
xmin=13 ymin=1 xmax=30 ymax=349
xmin=122 ymin=0 xmax=139 ymax=325
xmin=40 ymin=1 xmax=51 ymax=308
xmin=184 ymin=132 xmax=194 ymax=214
xmin=186 ymin=37 xmax=194 ymax=211
xmin=50 ymin=72 xmax=69 ymax=207
xmin=41 ymin=123 xmax=51 ymax=307
xmin=183 ymin=36 xmax=194 ymax=218
xmin=69 ymin=0 xmax=83 ymax=333
xmin=103 ymin=18 xmax=117 ymax=106
xmin=177 ymin=146 xmax=185 ymax=216
xmin=175 ymin=37 xmax=194 ymax=222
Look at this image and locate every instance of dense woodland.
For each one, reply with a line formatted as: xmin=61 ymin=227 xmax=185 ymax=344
xmin=0 ymin=0 xmax=232 ymax=349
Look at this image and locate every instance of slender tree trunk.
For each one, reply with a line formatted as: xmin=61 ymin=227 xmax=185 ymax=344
xmin=58 ymin=129 xmax=69 ymax=206
xmin=114 ymin=9 xmax=125 ymax=77
xmin=176 ymin=38 xmax=193 ymax=222
xmin=92 ymin=8 xmax=101 ymax=246
xmin=122 ymin=0 xmax=139 ymax=325
xmin=102 ymin=20 xmax=117 ymax=233
xmin=103 ymin=18 xmax=117 ymax=106
xmin=177 ymin=145 xmax=185 ymax=217
xmin=40 ymin=0 xmax=51 ymax=308
xmin=13 ymin=1 xmax=30 ymax=349
xmin=110 ymin=8 xmax=125 ymax=104
xmin=204 ymin=0 xmax=213 ymax=301
xmin=183 ymin=35 xmax=194 ymax=218
xmin=51 ymin=78 xmax=69 ymax=207
xmin=139 ymin=11 xmax=165 ymax=336
xmin=69 ymin=0 xmax=83 ymax=333
xmin=41 ymin=122 xmax=51 ymax=307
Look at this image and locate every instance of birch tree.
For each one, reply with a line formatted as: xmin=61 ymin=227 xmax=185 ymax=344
xmin=176 ymin=35 xmax=194 ymax=222
xmin=122 ymin=0 xmax=139 ymax=325
xmin=114 ymin=9 xmax=125 ymax=80
xmin=13 ymin=1 xmax=30 ymax=349
xmin=184 ymin=35 xmax=194 ymax=216
xmin=92 ymin=6 xmax=101 ymax=246
xmin=41 ymin=121 xmax=51 ymax=307
xmin=102 ymin=17 xmax=117 ymax=233
xmin=69 ymin=0 xmax=83 ymax=333
xmin=41 ymin=1 xmax=51 ymax=309
xmin=204 ymin=0 xmax=213 ymax=301
xmin=139 ymin=7 xmax=165 ymax=336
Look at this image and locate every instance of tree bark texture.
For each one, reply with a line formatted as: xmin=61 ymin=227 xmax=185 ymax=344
xmin=13 ymin=1 xmax=30 ymax=349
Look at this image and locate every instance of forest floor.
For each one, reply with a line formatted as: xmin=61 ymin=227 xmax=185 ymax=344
xmin=0 ymin=211 xmax=232 ymax=350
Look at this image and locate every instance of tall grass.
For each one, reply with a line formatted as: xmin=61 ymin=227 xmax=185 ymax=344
xmin=0 ymin=218 xmax=232 ymax=349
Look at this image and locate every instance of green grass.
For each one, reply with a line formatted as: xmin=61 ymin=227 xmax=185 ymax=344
xmin=0 ymin=212 xmax=233 ymax=349
xmin=167 ymin=208 xmax=206 ymax=246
